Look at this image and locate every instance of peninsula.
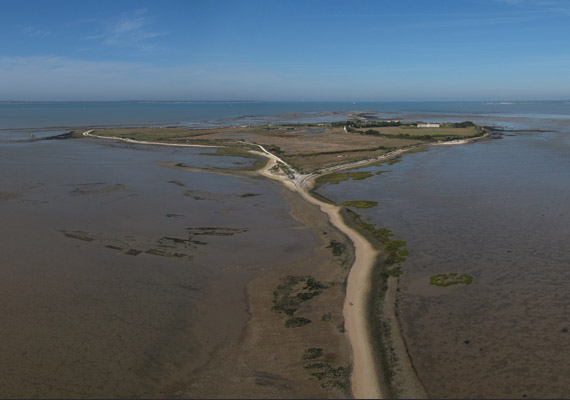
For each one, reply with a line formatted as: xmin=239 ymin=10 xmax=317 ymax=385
xmin=80 ymin=118 xmax=486 ymax=398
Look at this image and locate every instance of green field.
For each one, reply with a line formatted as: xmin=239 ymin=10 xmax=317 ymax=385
xmin=355 ymin=126 xmax=481 ymax=138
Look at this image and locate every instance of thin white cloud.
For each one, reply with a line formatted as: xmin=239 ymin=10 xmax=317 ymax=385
xmin=494 ymin=0 xmax=570 ymax=9
xmin=23 ymin=26 xmax=51 ymax=37
xmin=85 ymin=9 xmax=168 ymax=52
xmin=495 ymin=0 xmax=526 ymax=4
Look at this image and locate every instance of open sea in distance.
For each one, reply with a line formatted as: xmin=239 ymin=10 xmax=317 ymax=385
xmin=1 ymin=100 xmax=570 ymax=130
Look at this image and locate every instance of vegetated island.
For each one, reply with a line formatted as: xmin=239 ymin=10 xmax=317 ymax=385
xmin=78 ymin=118 xmax=487 ymax=399
xmin=430 ymin=273 xmax=474 ymax=287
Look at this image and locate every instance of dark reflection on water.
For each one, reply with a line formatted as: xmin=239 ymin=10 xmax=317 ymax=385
xmin=0 ymin=138 xmax=315 ymax=397
xmin=318 ymin=121 xmax=570 ymax=398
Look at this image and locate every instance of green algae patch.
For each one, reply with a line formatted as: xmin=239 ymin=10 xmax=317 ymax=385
xmin=341 ymin=200 xmax=378 ymax=209
xmin=430 ymin=273 xmax=473 ymax=287
xmin=315 ymin=171 xmax=374 ymax=186
xmin=350 ymin=215 xmax=408 ymax=265
xmin=386 ymin=267 xmax=402 ymax=277
xmin=386 ymin=158 xmax=402 ymax=165
xmin=239 ymin=193 xmax=260 ymax=198
xmin=327 ymin=240 xmax=346 ymax=257
xmin=272 ymin=275 xmax=333 ymax=319
xmin=285 ymin=317 xmax=311 ymax=328
xmin=304 ymin=362 xmax=350 ymax=390
xmin=302 ymin=348 xmax=324 ymax=360
xmin=198 ymin=147 xmax=267 ymax=170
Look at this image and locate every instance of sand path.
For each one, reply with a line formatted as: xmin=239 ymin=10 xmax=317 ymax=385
xmin=302 ymin=191 xmax=383 ymax=399
xmin=83 ymin=130 xmax=217 ymax=148
xmin=253 ymin=146 xmax=384 ymax=398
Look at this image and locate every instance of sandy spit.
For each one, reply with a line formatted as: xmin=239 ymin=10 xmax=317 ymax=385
xmin=83 ymin=130 xmax=217 ymax=148
xmin=82 ymin=131 xmax=425 ymax=399
xmin=253 ymin=149 xmax=384 ymax=398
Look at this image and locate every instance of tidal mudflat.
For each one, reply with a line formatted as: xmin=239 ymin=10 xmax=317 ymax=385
xmin=317 ymin=120 xmax=570 ymax=398
xmin=4 ymin=110 xmax=568 ymax=398
xmin=0 ymin=138 xmax=350 ymax=398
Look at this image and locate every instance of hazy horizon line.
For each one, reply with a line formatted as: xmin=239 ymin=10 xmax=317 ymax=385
xmin=2 ymin=99 xmax=570 ymax=104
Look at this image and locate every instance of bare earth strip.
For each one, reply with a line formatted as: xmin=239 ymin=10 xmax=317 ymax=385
xmin=83 ymin=130 xmax=217 ymax=148
xmin=254 ymin=148 xmax=384 ymax=398
xmin=82 ymin=130 xmax=428 ymax=398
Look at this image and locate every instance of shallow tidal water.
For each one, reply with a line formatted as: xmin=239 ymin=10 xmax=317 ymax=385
xmin=0 ymin=138 xmax=316 ymax=398
xmin=318 ymin=120 xmax=570 ymax=398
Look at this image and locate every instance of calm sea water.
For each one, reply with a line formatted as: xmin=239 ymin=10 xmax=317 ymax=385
xmin=1 ymin=100 xmax=570 ymax=130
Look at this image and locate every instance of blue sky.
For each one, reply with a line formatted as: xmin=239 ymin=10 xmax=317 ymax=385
xmin=1 ymin=0 xmax=569 ymax=101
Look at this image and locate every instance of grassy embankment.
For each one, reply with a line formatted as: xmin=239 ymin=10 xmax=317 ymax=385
xmin=310 ymin=152 xmax=421 ymax=396
xmin=340 ymin=200 xmax=378 ymax=209
xmin=337 ymin=207 xmax=409 ymax=397
xmin=90 ymin=121 xmax=485 ymax=174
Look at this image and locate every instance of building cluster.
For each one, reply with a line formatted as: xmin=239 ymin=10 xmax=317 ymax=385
xmin=416 ymin=123 xmax=440 ymax=128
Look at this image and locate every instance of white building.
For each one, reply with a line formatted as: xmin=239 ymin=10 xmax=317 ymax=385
xmin=417 ymin=123 xmax=440 ymax=128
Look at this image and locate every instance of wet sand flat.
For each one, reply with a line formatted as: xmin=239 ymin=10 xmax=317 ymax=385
xmin=0 ymin=138 xmax=349 ymax=398
xmin=180 ymin=187 xmax=352 ymax=398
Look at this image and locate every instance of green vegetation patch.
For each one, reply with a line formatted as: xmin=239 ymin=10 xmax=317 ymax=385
xmin=239 ymin=193 xmax=260 ymax=198
xmin=384 ymin=240 xmax=409 ymax=265
xmin=285 ymin=317 xmax=311 ymax=328
xmin=304 ymin=277 xmax=332 ymax=291
xmin=403 ymin=147 xmax=428 ymax=155
xmin=327 ymin=240 xmax=346 ymax=257
xmin=367 ymin=159 xmax=401 ymax=169
xmin=444 ymin=121 xmax=476 ymax=128
xmin=302 ymin=348 xmax=324 ymax=360
xmin=430 ymin=273 xmax=473 ymax=287
xmin=347 ymin=121 xmax=483 ymax=142
xmin=145 ymin=249 xmax=187 ymax=258
xmin=304 ymin=362 xmax=350 ymax=390
xmin=351 ymin=214 xmax=408 ymax=266
xmin=264 ymin=144 xmax=284 ymax=155
xmin=326 ymin=239 xmax=351 ymax=270
xmin=272 ymin=275 xmax=333 ymax=319
xmin=199 ymin=146 xmax=266 ymax=170
xmin=61 ymin=230 xmax=94 ymax=242
xmin=385 ymin=267 xmax=402 ymax=277
xmin=341 ymin=200 xmax=378 ymax=209
xmin=315 ymin=171 xmax=374 ymax=186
